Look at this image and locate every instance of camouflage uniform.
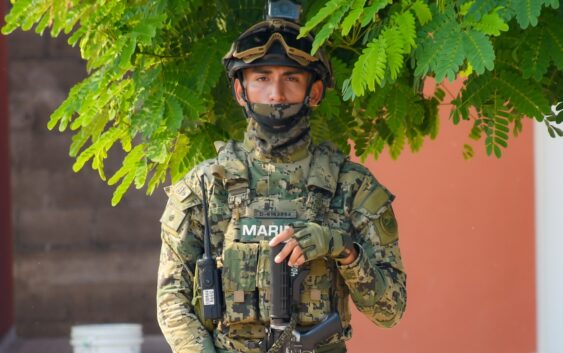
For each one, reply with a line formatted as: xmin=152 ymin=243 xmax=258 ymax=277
xmin=157 ymin=130 xmax=407 ymax=353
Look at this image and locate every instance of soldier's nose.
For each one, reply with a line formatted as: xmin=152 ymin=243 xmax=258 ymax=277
xmin=269 ymin=81 xmax=286 ymax=103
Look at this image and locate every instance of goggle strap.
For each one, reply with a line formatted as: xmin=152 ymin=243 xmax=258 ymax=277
xmin=238 ymin=74 xmax=254 ymax=117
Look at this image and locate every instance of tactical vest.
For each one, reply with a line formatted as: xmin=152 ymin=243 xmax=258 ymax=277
xmin=205 ymin=140 xmax=353 ymax=352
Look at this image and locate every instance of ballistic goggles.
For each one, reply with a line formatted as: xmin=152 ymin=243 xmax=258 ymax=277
xmin=232 ymin=20 xmax=319 ymax=66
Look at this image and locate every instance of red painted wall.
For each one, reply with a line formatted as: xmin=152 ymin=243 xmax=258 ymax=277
xmin=0 ymin=0 xmax=14 ymax=337
xmin=348 ymin=80 xmax=536 ymax=353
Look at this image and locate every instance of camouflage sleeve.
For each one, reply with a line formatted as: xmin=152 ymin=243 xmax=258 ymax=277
xmin=337 ymin=172 xmax=407 ymax=328
xmin=156 ymin=178 xmax=217 ymax=353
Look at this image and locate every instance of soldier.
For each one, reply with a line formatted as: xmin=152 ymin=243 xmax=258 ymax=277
xmin=157 ymin=6 xmax=406 ymax=353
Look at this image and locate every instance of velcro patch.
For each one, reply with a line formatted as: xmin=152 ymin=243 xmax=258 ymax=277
xmin=172 ymin=181 xmax=192 ymax=202
xmin=310 ymin=289 xmax=321 ymax=301
xmin=160 ymin=205 xmax=186 ymax=232
xmin=233 ymin=290 xmax=245 ymax=303
xmin=361 ymin=187 xmax=390 ymax=214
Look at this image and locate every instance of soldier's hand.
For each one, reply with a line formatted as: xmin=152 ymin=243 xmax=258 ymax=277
xmin=269 ymin=226 xmax=305 ymax=266
xmin=269 ymin=221 xmax=354 ymax=265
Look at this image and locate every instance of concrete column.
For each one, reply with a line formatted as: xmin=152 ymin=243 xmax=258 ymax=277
xmin=0 ymin=0 xmax=15 ymax=338
xmin=535 ymin=119 xmax=563 ymax=353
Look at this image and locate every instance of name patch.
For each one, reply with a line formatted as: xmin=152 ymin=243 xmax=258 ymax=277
xmin=237 ymin=217 xmax=300 ymax=242
xmin=254 ymin=210 xmax=297 ymax=219
xmin=242 ymin=224 xmax=291 ymax=237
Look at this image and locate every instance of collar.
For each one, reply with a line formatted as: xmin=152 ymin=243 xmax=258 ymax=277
xmin=242 ymin=131 xmax=311 ymax=163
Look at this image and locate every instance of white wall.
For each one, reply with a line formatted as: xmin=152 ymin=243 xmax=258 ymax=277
xmin=535 ymin=121 xmax=563 ymax=353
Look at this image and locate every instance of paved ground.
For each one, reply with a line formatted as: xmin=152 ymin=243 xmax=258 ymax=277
xmin=0 ymin=333 xmax=172 ymax=353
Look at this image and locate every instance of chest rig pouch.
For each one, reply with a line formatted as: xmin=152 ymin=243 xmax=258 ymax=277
xmin=214 ymin=140 xmax=347 ymax=343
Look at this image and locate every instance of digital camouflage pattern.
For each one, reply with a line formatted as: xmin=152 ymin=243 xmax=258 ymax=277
xmin=157 ymin=137 xmax=406 ymax=353
xmin=245 ymin=114 xmax=311 ymax=159
xmin=250 ymin=102 xmax=304 ymax=119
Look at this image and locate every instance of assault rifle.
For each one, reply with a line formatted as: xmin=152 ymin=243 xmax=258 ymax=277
xmin=262 ymin=243 xmax=343 ymax=353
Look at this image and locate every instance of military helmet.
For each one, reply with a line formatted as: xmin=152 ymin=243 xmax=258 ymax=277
xmin=223 ymin=18 xmax=334 ymax=91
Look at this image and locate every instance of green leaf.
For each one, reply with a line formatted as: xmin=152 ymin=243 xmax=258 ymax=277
xmin=521 ymin=26 xmax=551 ymax=80
xmin=553 ymin=125 xmax=563 ymax=137
xmin=463 ymin=144 xmax=475 ymax=159
xmin=466 ymin=0 xmax=503 ymax=21
xmin=147 ymin=159 xmax=170 ymax=196
xmin=386 ymin=86 xmax=407 ymax=132
xmin=411 ymin=0 xmax=433 ymax=25
xmin=351 ymin=37 xmax=387 ymax=96
xmin=494 ymin=144 xmax=502 ymax=157
xmin=168 ymin=134 xmax=190 ymax=182
xmin=394 ymin=11 xmax=416 ymax=53
xmin=360 ymin=0 xmax=390 ymax=27
xmin=544 ymin=19 xmax=563 ymax=70
xmin=147 ymin=139 xmax=169 ymax=163
xmin=331 ymin=57 xmax=352 ymax=90
xmin=513 ymin=0 xmax=543 ymax=28
xmin=390 ymin=127 xmax=406 ymax=159
xmin=169 ymin=83 xmax=205 ymax=121
xmin=183 ymin=38 xmax=230 ymax=95
xmin=341 ymin=0 xmax=367 ymax=36
xmin=382 ymin=27 xmax=405 ymax=81
xmin=311 ymin=5 xmax=351 ymax=54
xmin=414 ymin=10 xmax=457 ymax=78
xmin=314 ymin=89 xmax=342 ymax=121
xmin=473 ymin=9 xmax=509 ymax=36
xmin=73 ymin=127 xmax=125 ymax=173
xmin=134 ymin=159 xmax=149 ymax=189
xmin=132 ymin=14 xmax=166 ymax=45
xmin=414 ymin=39 xmax=443 ymax=78
xmin=460 ymin=1 xmax=476 ymax=16
xmin=69 ymin=113 xmax=110 ymax=157
xmin=1 ymin=0 xmax=44 ymax=34
xmin=132 ymin=89 xmax=165 ymax=138
xmin=435 ymin=29 xmax=464 ymax=82
xmin=450 ymin=73 xmax=496 ymax=122
xmin=119 ymin=36 xmax=137 ymax=69
xmin=111 ymin=172 xmax=135 ymax=206
xmin=165 ymin=97 xmax=184 ymax=132
xmin=495 ymin=72 xmax=550 ymax=119
xmin=299 ymin=0 xmax=348 ymax=37
xmin=462 ymin=30 xmax=495 ymax=74
xmin=542 ymin=0 xmax=560 ymax=8
xmin=108 ymin=144 xmax=145 ymax=186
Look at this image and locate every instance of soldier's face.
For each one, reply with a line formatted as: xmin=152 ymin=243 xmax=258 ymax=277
xmin=234 ymin=66 xmax=323 ymax=106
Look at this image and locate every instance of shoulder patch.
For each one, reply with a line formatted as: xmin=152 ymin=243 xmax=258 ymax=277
xmin=361 ymin=186 xmax=392 ymax=214
xmin=171 ymin=180 xmax=192 ymax=202
xmin=160 ymin=203 xmax=187 ymax=233
xmin=376 ymin=207 xmax=399 ymax=246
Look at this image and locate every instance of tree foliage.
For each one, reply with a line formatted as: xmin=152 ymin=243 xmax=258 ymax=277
xmin=2 ymin=0 xmax=562 ymax=204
